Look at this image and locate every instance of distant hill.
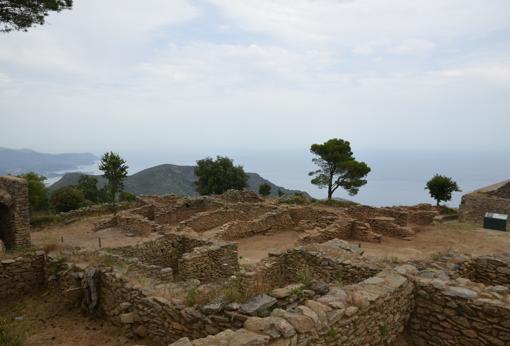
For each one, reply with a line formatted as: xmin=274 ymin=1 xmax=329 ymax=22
xmin=50 ymin=164 xmax=307 ymax=197
xmin=0 ymin=147 xmax=97 ymax=176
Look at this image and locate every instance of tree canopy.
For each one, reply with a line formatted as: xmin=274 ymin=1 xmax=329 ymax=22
xmin=0 ymin=0 xmax=73 ymax=32
xmin=425 ymin=174 xmax=461 ymax=206
xmin=50 ymin=186 xmax=86 ymax=212
xmin=194 ymin=156 xmax=248 ymax=195
xmin=19 ymin=172 xmax=48 ymax=211
xmin=98 ymin=152 xmax=128 ymax=209
xmin=309 ymin=138 xmax=371 ymax=200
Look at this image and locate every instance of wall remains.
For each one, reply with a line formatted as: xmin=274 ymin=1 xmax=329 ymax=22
xmin=459 ymin=254 xmax=510 ymax=288
xmin=0 ymin=252 xmax=46 ymax=299
xmin=0 ymin=176 xmax=31 ymax=249
xmin=407 ymin=273 xmax=510 ymax=346
xmin=459 ymin=192 xmax=510 ymax=230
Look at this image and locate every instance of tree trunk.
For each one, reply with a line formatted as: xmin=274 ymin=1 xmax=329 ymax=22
xmin=81 ymin=267 xmax=100 ymax=316
xmin=327 ymin=170 xmax=334 ymax=201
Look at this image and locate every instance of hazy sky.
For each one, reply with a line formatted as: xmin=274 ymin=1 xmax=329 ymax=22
xmin=1 ymin=0 xmax=510 ymax=154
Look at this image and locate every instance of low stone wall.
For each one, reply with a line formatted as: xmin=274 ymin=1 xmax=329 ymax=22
xmin=459 ymin=254 xmax=510 ymax=288
xmin=171 ymin=270 xmax=414 ymax=346
xmin=347 ymin=205 xmax=409 ymax=227
xmin=368 ymin=217 xmax=414 ymax=238
xmin=215 ymin=210 xmax=294 ymax=240
xmin=407 ymin=272 xmax=510 ymax=345
xmin=177 ymin=204 xmax=274 ymax=233
xmin=299 ymin=219 xmax=382 ymax=244
xmin=0 ymin=251 xmax=46 ymax=299
xmin=178 ymin=242 xmax=239 ymax=282
xmin=117 ymin=212 xmax=162 ymax=236
xmin=154 ymin=197 xmax=223 ymax=225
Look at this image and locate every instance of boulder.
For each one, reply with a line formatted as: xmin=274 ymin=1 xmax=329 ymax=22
xmin=240 ymin=294 xmax=278 ymax=316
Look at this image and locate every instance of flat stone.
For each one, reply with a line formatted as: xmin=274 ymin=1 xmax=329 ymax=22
xmin=244 ymin=316 xmax=296 ymax=338
xmin=364 ymin=277 xmax=385 ymax=285
xmin=309 ymin=281 xmax=329 ymax=295
xmin=271 ymin=308 xmax=315 ymax=333
xmin=345 ymin=306 xmax=359 ymax=317
xmin=445 ymin=287 xmax=477 ymax=299
xmin=169 ymin=337 xmax=193 ymax=346
xmin=228 ymin=329 xmax=270 ymax=346
xmin=120 ymin=312 xmax=138 ymax=324
xmin=201 ymin=298 xmax=225 ymax=315
xmin=240 ymin=294 xmax=277 ymax=316
xmin=1 ymin=259 xmax=15 ymax=264
xmin=270 ymin=284 xmax=304 ymax=299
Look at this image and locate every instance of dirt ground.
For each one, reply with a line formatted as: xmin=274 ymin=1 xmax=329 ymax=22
xmin=236 ymin=230 xmax=302 ymax=265
xmin=31 ymin=216 xmax=156 ymax=251
xmin=0 ymin=290 xmax=154 ymax=346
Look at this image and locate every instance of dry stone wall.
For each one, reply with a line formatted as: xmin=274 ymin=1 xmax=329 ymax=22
xmin=407 ymin=272 xmax=510 ymax=346
xmin=170 ymin=270 xmax=414 ymax=346
xmin=0 ymin=176 xmax=31 ymax=249
xmin=459 ymin=254 xmax=510 ymax=288
xmin=0 ymin=251 xmax=46 ymax=299
xmin=459 ymin=192 xmax=510 ymax=230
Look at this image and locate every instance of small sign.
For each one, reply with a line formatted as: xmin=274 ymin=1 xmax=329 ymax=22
xmin=484 ymin=213 xmax=508 ymax=232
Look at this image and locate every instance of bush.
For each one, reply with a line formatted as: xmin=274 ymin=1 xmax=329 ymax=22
xmin=119 ymin=191 xmax=136 ymax=202
xmin=258 ymin=183 xmax=272 ymax=197
xmin=30 ymin=211 xmax=61 ymax=227
xmin=50 ymin=186 xmax=88 ymax=213
xmin=425 ymin=174 xmax=461 ymax=206
xmin=194 ymin=156 xmax=248 ymax=195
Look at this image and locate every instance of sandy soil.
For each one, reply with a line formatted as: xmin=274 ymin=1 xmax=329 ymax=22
xmin=234 ymin=222 xmax=510 ymax=264
xmin=360 ymin=222 xmax=510 ymax=261
xmin=236 ymin=230 xmax=302 ymax=265
xmin=31 ymin=216 xmax=156 ymax=251
xmin=0 ymin=290 xmax=155 ymax=346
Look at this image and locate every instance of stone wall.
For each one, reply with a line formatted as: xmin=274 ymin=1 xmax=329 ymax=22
xmin=178 ymin=242 xmax=239 ymax=282
xmin=215 ymin=210 xmax=294 ymax=240
xmin=154 ymin=197 xmax=222 ymax=225
xmin=407 ymin=272 xmax=510 ymax=345
xmin=459 ymin=192 xmax=510 ymax=230
xmin=459 ymin=254 xmax=510 ymax=288
xmin=171 ymin=270 xmax=414 ymax=346
xmin=0 ymin=251 xmax=46 ymax=299
xmin=0 ymin=176 xmax=31 ymax=249
xmin=107 ymin=233 xmax=238 ymax=283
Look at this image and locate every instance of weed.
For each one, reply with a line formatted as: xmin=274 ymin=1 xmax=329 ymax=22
xmin=0 ymin=319 xmax=23 ymax=346
xmin=296 ymin=267 xmax=314 ymax=288
xmin=290 ymin=287 xmax=304 ymax=299
xmin=389 ymin=256 xmax=400 ymax=264
xmin=327 ymin=327 xmax=338 ymax=337
xmin=379 ymin=323 xmax=389 ymax=337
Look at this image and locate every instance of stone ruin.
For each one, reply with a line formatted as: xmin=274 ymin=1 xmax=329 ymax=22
xmin=95 ymin=191 xmax=443 ymax=246
xmin=459 ymin=179 xmax=510 ymax=230
xmin=3 ymin=236 xmax=510 ymax=346
xmin=0 ymin=176 xmax=31 ymax=251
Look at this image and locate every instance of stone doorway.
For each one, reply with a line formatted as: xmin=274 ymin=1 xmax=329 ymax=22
xmin=0 ymin=202 xmax=12 ymax=250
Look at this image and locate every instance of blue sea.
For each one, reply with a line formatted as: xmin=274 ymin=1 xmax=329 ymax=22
xmin=46 ymin=148 xmax=510 ymax=208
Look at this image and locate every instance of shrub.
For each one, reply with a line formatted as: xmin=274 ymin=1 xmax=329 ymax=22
xmin=258 ymin=183 xmax=272 ymax=197
xmin=119 ymin=191 xmax=136 ymax=202
xmin=30 ymin=211 xmax=61 ymax=227
xmin=50 ymin=186 xmax=88 ymax=213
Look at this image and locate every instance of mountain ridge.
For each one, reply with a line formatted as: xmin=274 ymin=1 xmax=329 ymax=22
xmin=50 ymin=163 xmax=308 ymax=197
xmin=0 ymin=147 xmax=97 ymax=176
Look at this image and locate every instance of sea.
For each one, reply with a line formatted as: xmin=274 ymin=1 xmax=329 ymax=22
xmin=45 ymin=148 xmax=510 ymax=208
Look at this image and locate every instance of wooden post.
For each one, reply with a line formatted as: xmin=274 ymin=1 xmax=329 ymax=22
xmin=98 ymin=237 xmax=102 ymax=249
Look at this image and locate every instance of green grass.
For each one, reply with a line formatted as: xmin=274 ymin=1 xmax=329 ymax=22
xmin=0 ymin=319 xmax=24 ymax=346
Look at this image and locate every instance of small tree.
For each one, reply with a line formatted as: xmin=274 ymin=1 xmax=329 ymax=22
xmin=425 ymin=174 xmax=461 ymax=206
xmin=98 ymin=152 xmax=128 ymax=211
xmin=277 ymin=189 xmax=284 ymax=197
xmin=76 ymin=175 xmax=101 ymax=203
xmin=309 ymin=138 xmax=371 ymax=200
xmin=258 ymin=183 xmax=272 ymax=197
xmin=50 ymin=186 xmax=87 ymax=212
xmin=1 ymin=0 xmax=73 ymax=32
xmin=194 ymin=156 xmax=248 ymax=195
xmin=19 ymin=172 xmax=48 ymax=211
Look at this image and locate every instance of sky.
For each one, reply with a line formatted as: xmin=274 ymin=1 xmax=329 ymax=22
xmin=1 ymin=0 xmax=510 ymax=155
